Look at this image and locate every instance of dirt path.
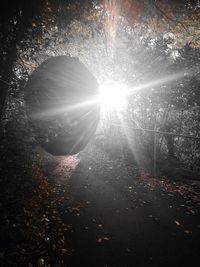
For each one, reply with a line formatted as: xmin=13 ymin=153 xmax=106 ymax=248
xmin=56 ymin=144 xmax=200 ymax=267
xmin=1 ymin=143 xmax=199 ymax=266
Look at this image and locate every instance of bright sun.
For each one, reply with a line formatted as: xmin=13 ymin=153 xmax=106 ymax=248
xmin=98 ymin=81 xmax=128 ymax=115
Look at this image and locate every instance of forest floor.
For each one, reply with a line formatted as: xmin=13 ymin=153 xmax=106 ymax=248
xmin=0 ymin=142 xmax=200 ymax=266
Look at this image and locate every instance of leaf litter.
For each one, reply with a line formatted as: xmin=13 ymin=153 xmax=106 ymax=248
xmin=127 ymin=168 xmax=200 ymax=205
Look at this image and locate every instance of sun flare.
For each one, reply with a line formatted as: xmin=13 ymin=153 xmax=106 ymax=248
xmin=98 ymin=81 xmax=128 ymax=115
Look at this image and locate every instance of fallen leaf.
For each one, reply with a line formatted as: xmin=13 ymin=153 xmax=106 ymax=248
xmin=37 ymin=258 xmax=44 ymax=267
xmin=60 ymin=249 xmax=68 ymax=254
xmin=97 ymin=236 xmax=110 ymax=243
xmin=174 ymin=220 xmax=181 ymax=226
xmin=41 ymin=218 xmax=49 ymax=222
xmin=189 ymin=210 xmax=195 ymax=214
xmin=184 ymin=230 xmax=192 ymax=234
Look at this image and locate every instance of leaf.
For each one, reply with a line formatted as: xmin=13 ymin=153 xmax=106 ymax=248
xmin=41 ymin=218 xmax=49 ymax=223
xmin=37 ymin=258 xmax=44 ymax=267
xmin=97 ymin=238 xmax=102 ymax=243
xmin=189 ymin=210 xmax=195 ymax=214
xmin=60 ymin=249 xmax=68 ymax=254
xmin=174 ymin=220 xmax=180 ymax=226
xmin=184 ymin=230 xmax=192 ymax=234
xmin=97 ymin=236 xmax=110 ymax=243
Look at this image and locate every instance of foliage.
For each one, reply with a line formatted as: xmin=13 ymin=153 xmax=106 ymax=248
xmin=0 ymin=1 xmax=200 ymax=265
xmin=0 ymin=0 xmax=200 ymax=174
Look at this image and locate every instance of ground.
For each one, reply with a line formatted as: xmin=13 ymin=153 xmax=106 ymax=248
xmin=1 ymin=142 xmax=200 ymax=266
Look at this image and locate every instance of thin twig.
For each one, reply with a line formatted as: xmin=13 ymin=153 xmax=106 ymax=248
xmin=0 ymin=78 xmax=10 ymax=86
xmin=111 ymin=123 xmax=200 ymax=140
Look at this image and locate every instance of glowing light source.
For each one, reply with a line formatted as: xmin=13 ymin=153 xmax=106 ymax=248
xmin=99 ymin=81 xmax=128 ymax=114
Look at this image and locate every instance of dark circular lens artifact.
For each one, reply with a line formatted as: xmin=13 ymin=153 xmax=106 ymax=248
xmin=25 ymin=56 xmax=100 ymax=155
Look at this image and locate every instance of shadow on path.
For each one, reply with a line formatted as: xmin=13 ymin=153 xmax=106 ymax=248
xmin=59 ymin=143 xmax=200 ymax=267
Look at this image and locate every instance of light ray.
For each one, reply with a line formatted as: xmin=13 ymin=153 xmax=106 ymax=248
xmin=30 ymin=98 xmax=99 ymax=119
xmin=104 ymin=0 xmax=121 ymax=50
xmin=31 ymin=70 xmax=189 ymax=121
xmin=69 ymin=116 xmax=98 ymax=154
xmin=117 ymin=114 xmax=137 ymax=161
xmin=127 ymin=70 xmax=188 ymax=95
